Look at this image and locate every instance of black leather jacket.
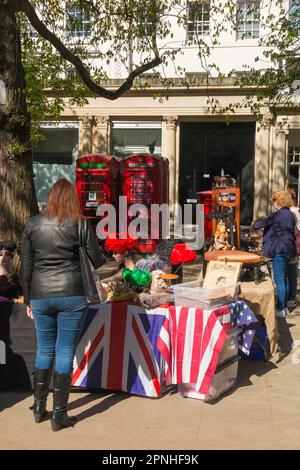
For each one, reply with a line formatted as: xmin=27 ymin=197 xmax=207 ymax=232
xmin=21 ymin=214 xmax=105 ymax=305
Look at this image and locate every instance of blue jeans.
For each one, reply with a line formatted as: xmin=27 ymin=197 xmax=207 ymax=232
xmin=30 ymin=296 xmax=87 ymax=374
xmin=272 ymin=254 xmax=289 ymax=310
xmin=287 ymin=261 xmax=298 ymax=301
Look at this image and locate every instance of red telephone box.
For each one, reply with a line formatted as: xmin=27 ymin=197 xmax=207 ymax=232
xmin=76 ymin=154 xmax=119 ymax=236
xmin=196 ymin=190 xmax=212 ymax=240
xmin=120 ymin=153 xmax=168 ymax=253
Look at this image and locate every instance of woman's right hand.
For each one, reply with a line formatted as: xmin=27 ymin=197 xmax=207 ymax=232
xmin=26 ymin=305 xmax=33 ymax=319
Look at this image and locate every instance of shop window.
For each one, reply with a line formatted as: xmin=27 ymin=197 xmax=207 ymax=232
xmin=179 ymin=122 xmax=255 ymax=225
xmin=32 ymin=125 xmax=79 ymax=208
xmin=111 ymin=122 xmax=162 ymax=158
xmin=236 ymin=1 xmax=260 ymax=39
xmin=33 ymin=127 xmax=78 ymax=165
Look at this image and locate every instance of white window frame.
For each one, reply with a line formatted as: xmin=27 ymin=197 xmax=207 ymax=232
xmin=288 ymin=145 xmax=300 ymax=203
xmin=289 ymin=0 xmax=300 ymax=33
xmin=137 ymin=7 xmax=158 ymax=39
xmin=290 ymin=0 xmax=300 ymax=15
xmin=236 ymin=1 xmax=260 ymax=40
xmin=66 ymin=3 xmax=91 ymax=39
xmin=112 ymin=121 xmax=162 ymax=129
xmin=289 ymin=145 xmax=300 ymax=165
xmin=187 ymin=1 xmax=210 ymax=40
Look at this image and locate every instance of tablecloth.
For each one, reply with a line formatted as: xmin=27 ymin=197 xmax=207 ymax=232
xmin=72 ymin=301 xmax=168 ymax=397
xmin=157 ymin=300 xmax=257 ymax=395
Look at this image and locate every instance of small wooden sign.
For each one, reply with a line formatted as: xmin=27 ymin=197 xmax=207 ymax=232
xmin=203 ymin=260 xmax=242 ymax=290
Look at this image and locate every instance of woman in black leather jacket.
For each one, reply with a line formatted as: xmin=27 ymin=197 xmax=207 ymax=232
xmin=21 ymin=179 xmax=105 ymax=431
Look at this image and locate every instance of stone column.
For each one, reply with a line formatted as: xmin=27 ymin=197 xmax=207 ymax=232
xmin=253 ymin=124 xmax=270 ymax=220
xmin=175 ymin=123 xmax=180 ymax=206
xmin=273 ymin=127 xmax=289 ymax=191
xmin=79 ymin=116 xmax=93 ymax=156
xmin=93 ymin=115 xmax=110 ymax=154
xmin=163 ymin=115 xmax=178 ymax=207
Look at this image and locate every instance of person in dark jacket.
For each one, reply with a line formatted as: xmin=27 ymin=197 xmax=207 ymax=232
xmin=21 ymin=179 xmax=105 ymax=431
xmin=0 ymin=242 xmax=21 ymax=302
xmin=253 ymin=190 xmax=295 ymax=318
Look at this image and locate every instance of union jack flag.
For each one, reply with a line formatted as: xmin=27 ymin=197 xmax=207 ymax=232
xmin=72 ymin=302 xmax=167 ymax=397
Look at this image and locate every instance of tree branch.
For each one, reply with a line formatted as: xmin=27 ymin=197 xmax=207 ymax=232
xmin=14 ymin=0 xmax=162 ymax=100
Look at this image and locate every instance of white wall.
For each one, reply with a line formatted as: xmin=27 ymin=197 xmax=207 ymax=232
xmin=88 ymin=0 xmax=284 ymax=78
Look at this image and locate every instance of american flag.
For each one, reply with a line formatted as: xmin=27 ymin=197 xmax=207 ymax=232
xmin=157 ymin=300 xmax=258 ymax=394
xmin=72 ymin=302 xmax=167 ymax=397
xmin=230 ymin=300 xmax=258 ymax=355
xmin=211 ymin=300 xmax=258 ymax=355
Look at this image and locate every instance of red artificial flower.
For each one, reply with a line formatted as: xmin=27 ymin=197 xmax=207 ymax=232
xmin=170 ymin=243 xmax=197 ymax=265
xmin=105 ymin=232 xmax=137 ymax=254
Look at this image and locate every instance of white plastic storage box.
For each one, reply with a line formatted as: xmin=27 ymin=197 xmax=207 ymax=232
xmin=205 ymin=356 xmax=239 ymax=402
xmin=172 ymin=279 xmax=240 ymax=309
xmin=178 ymin=356 xmax=239 ymax=402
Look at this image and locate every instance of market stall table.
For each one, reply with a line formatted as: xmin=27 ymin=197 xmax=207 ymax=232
xmin=72 ymin=299 xmax=258 ymax=400
xmin=1 ymin=300 xmax=258 ymax=399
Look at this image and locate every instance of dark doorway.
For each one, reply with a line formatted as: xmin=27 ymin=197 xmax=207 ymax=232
xmin=179 ymin=122 xmax=255 ymax=225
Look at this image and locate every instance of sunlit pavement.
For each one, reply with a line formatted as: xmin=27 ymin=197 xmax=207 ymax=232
xmin=1 ymin=262 xmax=300 ymax=450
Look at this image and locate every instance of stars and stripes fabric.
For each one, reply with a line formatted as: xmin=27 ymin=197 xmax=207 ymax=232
xmin=157 ymin=300 xmax=258 ymax=394
xmin=229 ymin=300 xmax=258 ymax=355
xmin=72 ymin=299 xmax=257 ymax=398
xmin=72 ymin=302 xmax=167 ymax=397
xmin=157 ymin=305 xmax=228 ymax=395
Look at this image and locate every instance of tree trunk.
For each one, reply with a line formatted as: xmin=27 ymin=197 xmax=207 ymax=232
xmin=0 ymin=1 xmax=38 ymax=245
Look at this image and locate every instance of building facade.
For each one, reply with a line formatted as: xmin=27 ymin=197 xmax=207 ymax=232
xmin=32 ymin=1 xmax=300 ymax=223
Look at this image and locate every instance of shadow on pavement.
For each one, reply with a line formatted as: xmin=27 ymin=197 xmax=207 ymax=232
xmin=70 ymin=384 xmax=179 ymax=422
xmin=276 ymin=317 xmax=295 ymax=363
xmin=237 ymin=359 xmax=277 ymax=388
xmin=0 ymin=391 xmax=32 ymax=413
xmin=68 ymin=390 xmax=112 ymax=411
xmin=73 ymin=392 xmax=130 ymax=422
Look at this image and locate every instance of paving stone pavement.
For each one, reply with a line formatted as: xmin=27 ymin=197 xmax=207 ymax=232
xmin=1 ymin=260 xmax=300 ymax=450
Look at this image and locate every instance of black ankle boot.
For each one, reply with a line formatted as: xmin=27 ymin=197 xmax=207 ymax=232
xmin=50 ymin=371 xmax=76 ymax=432
xmin=30 ymin=368 xmax=52 ymax=423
